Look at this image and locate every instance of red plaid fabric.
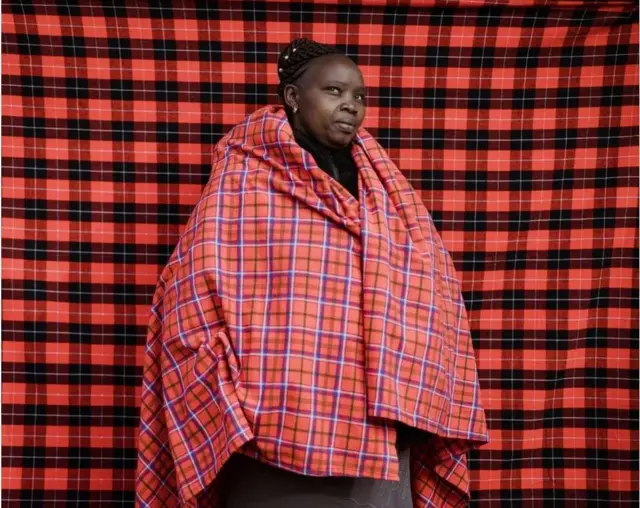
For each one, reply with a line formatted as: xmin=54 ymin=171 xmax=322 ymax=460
xmin=2 ymin=1 xmax=638 ymax=506
xmin=136 ymin=105 xmax=488 ymax=506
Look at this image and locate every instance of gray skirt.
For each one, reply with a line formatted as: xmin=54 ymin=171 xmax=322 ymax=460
xmin=223 ymin=446 xmax=413 ymax=508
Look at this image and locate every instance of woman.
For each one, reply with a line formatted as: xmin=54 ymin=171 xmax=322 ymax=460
xmin=136 ymin=39 xmax=488 ymax=507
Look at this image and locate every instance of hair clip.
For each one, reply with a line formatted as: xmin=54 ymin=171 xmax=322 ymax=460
xmin=279 ymin=67 xmax=283 ymax=72
xmin=292 ymin=48 xmax=297 ymax=52
xmin=284 ymin=55 xmax=289 ymax=60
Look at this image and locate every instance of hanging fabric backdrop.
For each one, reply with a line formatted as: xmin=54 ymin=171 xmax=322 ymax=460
xmin=2 ymin=0 xmax=638 ymax=505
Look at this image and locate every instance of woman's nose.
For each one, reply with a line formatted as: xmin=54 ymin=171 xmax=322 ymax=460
xmin=341 ymin=100 xmax=358 ymax=113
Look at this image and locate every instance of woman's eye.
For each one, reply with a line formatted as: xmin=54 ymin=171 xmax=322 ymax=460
xmin=355 ymin=94 xmax=365 ymax=102
xmin=326 ymin=86 xmax=340 ymax=94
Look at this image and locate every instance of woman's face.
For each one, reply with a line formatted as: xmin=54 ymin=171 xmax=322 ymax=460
xmin=284 ymin=55 xmax=366 ymax=149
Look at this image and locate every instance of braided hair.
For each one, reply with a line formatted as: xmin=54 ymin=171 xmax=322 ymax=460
xmin=276 ymin=38 xmax=342 ymax=98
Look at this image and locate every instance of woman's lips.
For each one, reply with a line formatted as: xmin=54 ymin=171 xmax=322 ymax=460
xmin=335 ymin=121 xmax=356 ymax=133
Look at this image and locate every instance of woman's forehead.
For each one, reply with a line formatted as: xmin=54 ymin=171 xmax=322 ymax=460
xmin=302 ymin=55 xmax=365 ymax=87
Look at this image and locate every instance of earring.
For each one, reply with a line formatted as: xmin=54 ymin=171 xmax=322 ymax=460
xmin=293 ymin=106 xmax=298 ymax=114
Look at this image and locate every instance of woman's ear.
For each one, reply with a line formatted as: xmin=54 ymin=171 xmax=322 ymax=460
xmin=283 ymin=84 xmax=299 ymax=111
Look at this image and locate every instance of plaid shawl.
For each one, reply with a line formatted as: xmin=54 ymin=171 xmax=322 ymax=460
xmin=135 ymin=105 xmax=489 ymax=507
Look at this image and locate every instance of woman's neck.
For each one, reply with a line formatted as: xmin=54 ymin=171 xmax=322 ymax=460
xmin=292 ymin=126 xmax=351 ymax=155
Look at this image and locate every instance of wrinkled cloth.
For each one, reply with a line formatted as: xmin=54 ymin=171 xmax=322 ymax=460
xmin=135 ymin=105 xmax=489 ymax=507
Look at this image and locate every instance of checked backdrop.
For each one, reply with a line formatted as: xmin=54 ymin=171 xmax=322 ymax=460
xmin=2 ymin=0 xmax=638 ymax=506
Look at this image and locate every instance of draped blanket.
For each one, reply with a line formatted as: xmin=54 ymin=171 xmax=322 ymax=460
xmin=135 ymin=105 xmax=489 ymax=507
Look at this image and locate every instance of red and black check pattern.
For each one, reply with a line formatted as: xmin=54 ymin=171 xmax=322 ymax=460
xmin=2 ymin=0 xmax=638 ymax=506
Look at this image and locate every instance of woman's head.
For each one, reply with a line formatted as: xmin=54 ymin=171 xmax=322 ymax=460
xmin=277 ymin=38 xmax=366 ymax=149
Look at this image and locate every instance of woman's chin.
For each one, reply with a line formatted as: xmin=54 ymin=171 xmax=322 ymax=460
xmin=328 ymin=132 xmax=355 ymax=148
